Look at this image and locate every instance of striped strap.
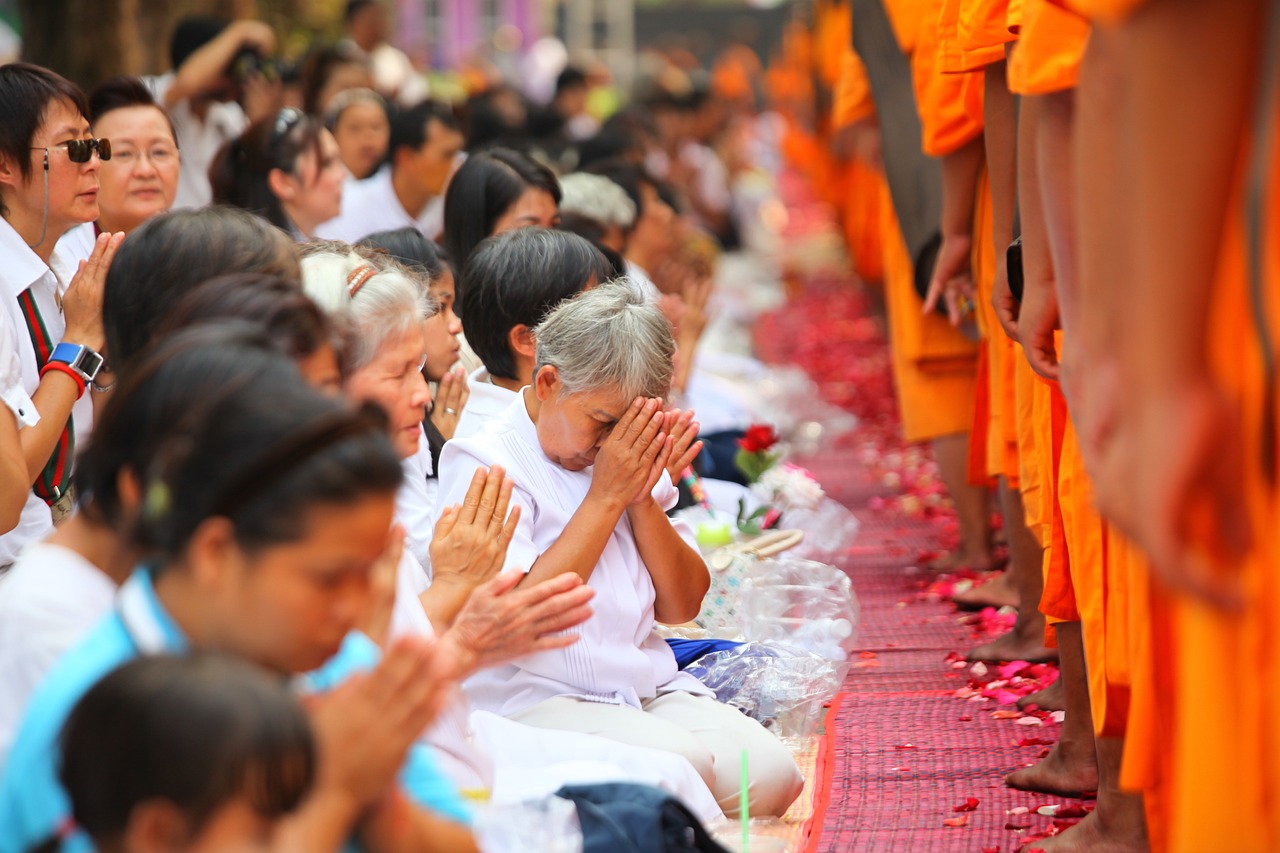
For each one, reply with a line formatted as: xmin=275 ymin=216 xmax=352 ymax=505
xmin=16 ymin=288 xmax=74 ymax=503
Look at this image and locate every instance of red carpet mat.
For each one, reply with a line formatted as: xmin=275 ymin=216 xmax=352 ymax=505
xmin=754 ymin=281 xmax=1080 ymax=853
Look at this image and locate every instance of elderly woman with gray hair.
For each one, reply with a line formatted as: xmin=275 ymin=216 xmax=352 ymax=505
xmin=436 ymin=279 xmax=803 ymax=818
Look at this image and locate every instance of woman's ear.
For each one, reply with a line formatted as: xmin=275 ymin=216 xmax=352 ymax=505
xmin=267 ymin=167 xmax=295 ymax=202
xmin=0 ymin=151 xmax=25 ymax=195
xmin=532 ymin=364 xmax=559 ymax=401
xmin=185 ymin=516 xmax=241 ymax=590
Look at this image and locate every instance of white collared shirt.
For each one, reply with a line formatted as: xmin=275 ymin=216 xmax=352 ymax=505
xmin=439 ymin=394 xmax=712 ymax=718
xmin=453 ymin=368 xmax=517 ymax=441
xmin=0 ymin=307 xmax=36 ymax=430
xmin=143 ymin=73 xmax=248 ymax=211
xmin=316 ymin=165 xmax=444 ymax=244
xmin=0 ymin=220 xmax=96 ymax=564
xmin=0 ymin=541 xmax=116 ymax=766
xmin=395 ymin=431 xmax=438 ymax=574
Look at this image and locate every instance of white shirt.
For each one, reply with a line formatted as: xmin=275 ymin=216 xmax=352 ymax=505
xmin=0 ymin=305 xmax=36 ymax=430
xmin=0 ymin=542 xmax=117 ymax=766
xmin=395 ymin=432 xmax=437 ymax=574
xmin=316 ymin=166 xmax=444 ymax=244
xmin=439 ymin=395 xmax=711 ymax=718
xmin=0 ymin=221 xmax=96 ymax=565
xmin=143 ymin=73 xmax=248 ymax=211
xmin=453 ymin=368 xmax=517 ymax=441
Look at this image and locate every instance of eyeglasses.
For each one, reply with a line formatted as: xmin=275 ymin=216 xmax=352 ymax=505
xmin=31 ymin=137 xmax=112 ymax=169
xmin=270 ymin=107 xmax=305 ymax=148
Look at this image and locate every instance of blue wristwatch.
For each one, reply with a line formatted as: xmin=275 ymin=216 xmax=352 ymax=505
xmin=49 ymin=342 xmax=105 ymax=384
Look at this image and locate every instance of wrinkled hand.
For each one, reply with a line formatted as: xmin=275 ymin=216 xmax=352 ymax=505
xmin=63 ymin=231 xmax=124 ymax=354
xmin=663 ymin=408 xmax=702 ymax=483
xmin=922 ymin=232 xmax=975 ymax=327
xmin=430 ymin=368 xmax=470 ymax=440
xmin=429 ymin=465 xmax=519 ymax=589
xmin=304 ymin=636 xmax=455 ymax=809
xmin=589 ymin=398 xmax=673 ymax=508
xmin=362 ymin=525 xmax=405 ymax=646
xmin=442 ymin=570 xmax=595 ymax=675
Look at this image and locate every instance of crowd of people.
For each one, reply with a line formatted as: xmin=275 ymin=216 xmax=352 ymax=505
xmin=0 ymin=1 xmax=820 ymax=850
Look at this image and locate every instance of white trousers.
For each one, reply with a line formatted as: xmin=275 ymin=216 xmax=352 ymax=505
xmin=512 ymin=691 xmax=803 ymax=817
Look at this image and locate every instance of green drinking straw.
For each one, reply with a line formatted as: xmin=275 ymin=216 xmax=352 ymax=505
xmin=740 ymin=748 xmax=750 ymax=852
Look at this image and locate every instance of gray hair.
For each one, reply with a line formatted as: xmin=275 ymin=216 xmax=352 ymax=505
xmin=534 ymin=277 xmax=674 ymax=401
xmin=299 ymin=242 xmax=431 ymax=372
xmin=558 ymin=172 xmax=637 ymax=230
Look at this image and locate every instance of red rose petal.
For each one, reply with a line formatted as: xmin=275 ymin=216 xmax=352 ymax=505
xmin=952 ymin=797 xmax=980 ymax=812
xmin=941 ymin=815 xmax=969 ymax=827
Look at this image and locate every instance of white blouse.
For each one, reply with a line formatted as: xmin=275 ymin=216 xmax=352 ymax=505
xmin=437 ymin=394 xmax=711 ymax=718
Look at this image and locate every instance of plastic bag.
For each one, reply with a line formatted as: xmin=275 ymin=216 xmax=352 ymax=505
xmin=684 ymin=642 xmax=842 ymax=740
xmin=783 ymin=498 xmax=861 ymax=564
xmin=474 ymin=794 xmax=583 ymax=853
xmin=741 ymin=558 xmax=860 ymax=662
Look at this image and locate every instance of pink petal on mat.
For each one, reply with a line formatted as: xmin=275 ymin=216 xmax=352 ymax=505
xmin=1014 ymin=716 xmax=1043 ymax=727
xmin=942 ymin=815 xmax=969 ymax=827
xmin=998 ymin=660 xmax=1030 ymax=679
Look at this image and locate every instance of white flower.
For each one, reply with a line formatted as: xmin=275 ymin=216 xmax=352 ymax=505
xmin=750 ymin=463 xmax=825 ymax=511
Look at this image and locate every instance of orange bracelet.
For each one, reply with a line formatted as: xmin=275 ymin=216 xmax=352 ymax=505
xmin=40 ymin=360 xmax=87 ymax=399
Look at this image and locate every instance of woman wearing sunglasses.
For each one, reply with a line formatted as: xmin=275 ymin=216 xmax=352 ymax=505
xmin=210 ymin=106 xmax=346 ymax=242
xmin=0 ymin=63 xmax=124 ymax=569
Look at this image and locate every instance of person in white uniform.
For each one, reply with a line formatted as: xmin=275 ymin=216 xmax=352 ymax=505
xmin=454 ymin=228 xmax=612 ymax=441
xmin=143 ymin=16 xmax=280 ymax=210
xmin=0 ymin=307 xmax=35 ymax=536
xmin=301 ymin=246 xmax=723 ymax=818
xmin=438 ymin=279 xmax=803 ymax=817
xmin=317 ymin=101 xmax=464 ymax=244
xmin=0 ymin=64 xmax=123 ymax=565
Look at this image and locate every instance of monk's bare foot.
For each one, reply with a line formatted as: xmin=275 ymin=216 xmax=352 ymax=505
xmin=951 ymin=571 xmax=1020 ymax=610
xmin=925 ymin=549 xmax=999 ymax=573
xmin=967 ymin=628 xmax=1058 ymax=664
xmin=1005 ymin=742 xmax=1098 ymax=798
xmin=1021 ymin=809 xmax=1148 ymax=852
xmin=1018 ymin=677 xmax=1065 ymax=711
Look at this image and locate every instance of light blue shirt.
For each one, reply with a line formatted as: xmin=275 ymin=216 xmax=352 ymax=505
xmin=0 ymin=571 xmax=469 ymax=852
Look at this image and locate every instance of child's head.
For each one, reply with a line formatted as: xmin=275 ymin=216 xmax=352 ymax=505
xmin=357 ymin=228 xmax=461 ymax=382
xmin=57 ymin=654 xmax=314 ymax=853
xmin=459 ymin=228 xmax=612 ymax=385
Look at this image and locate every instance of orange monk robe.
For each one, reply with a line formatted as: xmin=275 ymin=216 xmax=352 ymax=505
xmin=881 ymin=184 xmax=982 ymax=442
xmin=1006 ymin=0 xmax=1094 ymax=646
xmin=832 ymin=42 xmax=975 ymax=436
xmin=958 ymin=0 xmax=1018 ymax=70
xmin=830 ymin=48 xmax=887 ymax=283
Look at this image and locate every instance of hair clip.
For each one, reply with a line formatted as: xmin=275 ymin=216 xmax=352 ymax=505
xmin=347 ymin=264 xmax=377 ymax=298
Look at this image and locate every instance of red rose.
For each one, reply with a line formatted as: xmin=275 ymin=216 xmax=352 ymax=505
xmin=737 ymin=424 xmax=779 ymax=453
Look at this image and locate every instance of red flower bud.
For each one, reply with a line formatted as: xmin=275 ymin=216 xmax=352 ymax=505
xmin=737 ymin=424 xmax=779 ymax=453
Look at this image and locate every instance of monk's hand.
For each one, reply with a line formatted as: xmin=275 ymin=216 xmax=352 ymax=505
xmin=1017 ymin=276 xmax=1061 ymax=381
xmin=589 ymin=397 xmax=668 ymax=508
xmin=1095 ymin=377 xmax=1249 ymax=611
xmin=439 ymin=570 xmax=595 ymax=675
xmin=991 ymin=256 xmax=1021 ymax=342
xmin=429 ymin=465 xmax=519 ymax=590
xmin=923 ymin=231 xmax=975 ymax=327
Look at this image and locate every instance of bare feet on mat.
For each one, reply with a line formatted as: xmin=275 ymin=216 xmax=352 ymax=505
xmin=1005 ymin=742 xmax=1098 ymax=799
xmin=951 ymin=570 xmax=1020 ymax=610
xmin=967 ymin=627 xmax=1058 ymax=663
xmin=1018 ymin=677 xmax=1065 ymax=711
xmin=1021 ymin=809 xmax=1149 ymax=852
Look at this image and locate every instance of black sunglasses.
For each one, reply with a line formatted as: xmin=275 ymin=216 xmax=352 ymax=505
xmin=31 ymin=137 xmax=112 ymax=167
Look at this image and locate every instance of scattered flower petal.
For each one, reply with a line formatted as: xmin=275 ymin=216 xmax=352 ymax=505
xmin=942 ymin=815 xmax=969 ymax=827
xmin=952 ymin=798 xmax=980 ymax=812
